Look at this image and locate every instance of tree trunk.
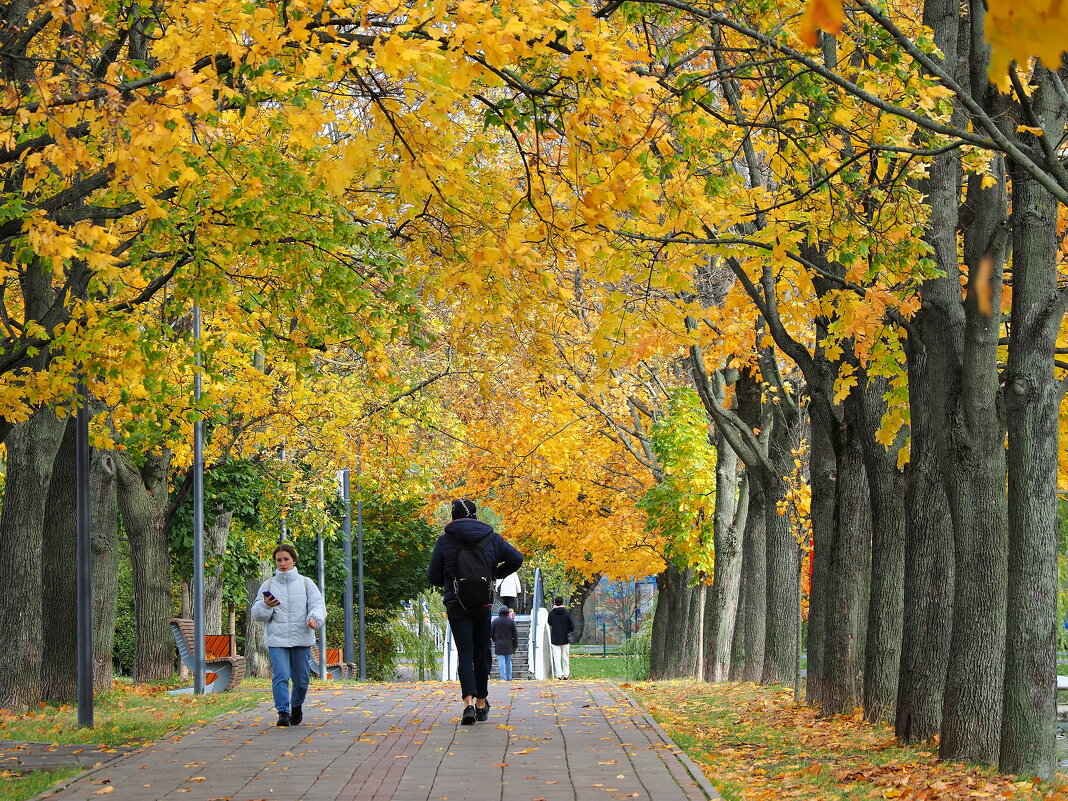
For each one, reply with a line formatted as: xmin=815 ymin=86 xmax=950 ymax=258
xmin=730 ymin=562 xmax=747 ymax=682
xmin=567 ymin=574 xmax=601 ymax=644
xmin=244 ymin=560 xmax=273 ymax=677
xmin=999 ymin=84 xmax=1066 ymax=777
xmin=0 ymin=407 xmax=68 ymax=709
xmin=203 ymin=511 xmax=233 ymax=635
xmin=649 ymin=564 xmax=699 ymax=679
xmin=739 ymin=479 xmax=767 ymax=682
xmin=937 ymin=162 xmax=1010 ymax=766
xmin=116 ymin=448 xmax=174 ymax=682
xmin=896 ymin=334 xmax=954 ymax=743
xmin=806 ymin=399 xmax=836 ymax=707
xmin=820 ymin=422 xmax=870 ymax=715
xmin=91 ymin=446 xmax=119 ymax=692
xmin=851 ymin=374 xmax=907 ymax=724
xmin=41 ymin=418 xmax=77 ymax=701
xmin=761 ymin=393 xmax=803 ymax=686
xmin=705 ymin=428 xmax=747 ymax=682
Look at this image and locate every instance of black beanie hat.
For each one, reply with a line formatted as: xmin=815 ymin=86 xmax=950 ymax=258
xmin=499 ymin=606 xmax=509 ymax=615
xmin=451 ymin=498 xmax=476 ymax=520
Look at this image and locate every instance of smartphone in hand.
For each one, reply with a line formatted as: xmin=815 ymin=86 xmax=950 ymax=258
xmin=263 ymin=590 xmax=276 ymax=601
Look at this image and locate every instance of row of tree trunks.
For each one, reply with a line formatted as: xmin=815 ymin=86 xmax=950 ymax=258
xmin=649 ymin=563 xmax=700 ymax=679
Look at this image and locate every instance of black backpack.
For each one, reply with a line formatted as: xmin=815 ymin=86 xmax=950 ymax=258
xmin=450 ymin=532 xmax=494 ymax=611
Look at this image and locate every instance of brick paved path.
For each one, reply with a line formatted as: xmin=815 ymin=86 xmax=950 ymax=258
xmin=34 ymin=681 xmax=718 ymax=801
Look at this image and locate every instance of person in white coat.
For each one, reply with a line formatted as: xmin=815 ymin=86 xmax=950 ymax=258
xmin=495 ymin=571 xmax=521 ymax=613
xmin=251 ymin=544 xmax=327 ymax=727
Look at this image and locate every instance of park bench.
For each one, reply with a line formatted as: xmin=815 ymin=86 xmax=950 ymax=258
xmin=168 ymin=618 xmax=247 ymax=693
xmin=310 ymin=647 xmax=350 ymax=680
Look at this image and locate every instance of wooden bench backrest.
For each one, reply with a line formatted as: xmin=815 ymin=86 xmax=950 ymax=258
xmin=310 ymin=647 xmax=345 ymax=666
xmin=170 ymin=620 xmax=235 ymax=659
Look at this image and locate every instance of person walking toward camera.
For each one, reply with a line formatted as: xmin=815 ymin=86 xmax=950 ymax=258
xmin=491 ymin=606 xmax=519 ymax=681
xmin=548 ymin=596 xmax=575 ymax=680
xmin=428 ymin=499 xmax=523 ymax=725
xmin=251 ymin=544 xmax=327 ymax=727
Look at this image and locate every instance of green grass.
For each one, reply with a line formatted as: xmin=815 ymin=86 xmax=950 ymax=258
xmin=569 ymin=654 xmax=647 ymax=681
xmin=0 ymin=680 xmax=265 ymax=801
xmin=0 ymin=767 xmax=82 ymax=801
xmin=0 ymin=682 xmax=262 ymax=747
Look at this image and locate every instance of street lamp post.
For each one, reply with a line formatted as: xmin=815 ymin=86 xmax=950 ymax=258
xmin=192 ymin=301 xmax=205 ymax=694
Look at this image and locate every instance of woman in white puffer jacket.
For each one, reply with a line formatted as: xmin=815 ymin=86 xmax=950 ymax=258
xmin=251 ymin=544 xmax=327 ymax=727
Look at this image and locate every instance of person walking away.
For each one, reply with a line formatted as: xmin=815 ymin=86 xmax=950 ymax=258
xmin=547 ymin=596 xmax=575 ymax=680
xmin=495 ymin=570 xmax=522 ymax=614
xmin=428 ymin=499 xmax=523 ymax=725
xmin=491 ymin=606 xmax=519 ymax=680
xmin=251 ymin=544 xmax=327 ymax=727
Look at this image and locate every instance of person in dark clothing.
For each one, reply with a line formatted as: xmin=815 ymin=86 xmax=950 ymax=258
xmin=491 ymin=606 xmax=519 ymax=680
xmin=427 ymin=499 xmax=523 ymax=725
xmin=547 ymin=596 xmax=575 ymax=679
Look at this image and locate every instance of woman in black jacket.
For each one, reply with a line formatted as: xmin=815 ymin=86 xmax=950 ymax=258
xmin=427 ymin=499 xmax=523 ymax=724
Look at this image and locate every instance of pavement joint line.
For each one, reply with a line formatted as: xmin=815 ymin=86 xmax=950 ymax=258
xmin=24 ymin=682 xmax=715 ymax=801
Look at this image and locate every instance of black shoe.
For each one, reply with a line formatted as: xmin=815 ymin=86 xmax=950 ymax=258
xmin=289 ymin=705 xmax=302 ymax=726
xmin=475 ymin=701 xmax=490 ymax=722
xmin=460 ymin=705 xmax=477 ymax=725
xmin=276 ymin=712 xmax=290 ymax=727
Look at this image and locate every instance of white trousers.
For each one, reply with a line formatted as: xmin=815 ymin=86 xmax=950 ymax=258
xmin=550 ymin=643 xmax=570 ymax=678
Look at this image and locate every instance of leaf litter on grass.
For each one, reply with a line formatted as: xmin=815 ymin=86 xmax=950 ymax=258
xmin=632 ymin=681 xmax=1068 ymax=801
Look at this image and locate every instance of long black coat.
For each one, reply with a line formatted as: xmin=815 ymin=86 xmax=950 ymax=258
xmin=491 ymin=613 xmax=519 ymax=655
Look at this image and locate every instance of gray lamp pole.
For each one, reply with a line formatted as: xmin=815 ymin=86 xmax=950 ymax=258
xmin=340 ymin=469 xmax=354 ymax=664
xmin=192 ymin=301 xmax=205 ymax=694
xmin=356 ymin=449 xmax=365 ymax=680
xmin=317 ymin=529 xmax=327 ymax=679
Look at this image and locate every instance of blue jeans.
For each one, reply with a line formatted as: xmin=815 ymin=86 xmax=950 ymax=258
xmin=268 ymin=646 xmax=311 ymax=714
xmin=497 ymin=653 xmax=513 ymax=681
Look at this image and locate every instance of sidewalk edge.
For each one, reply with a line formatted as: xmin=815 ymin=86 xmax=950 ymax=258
xmin=614 ymin=684 xmax=723 ymax=801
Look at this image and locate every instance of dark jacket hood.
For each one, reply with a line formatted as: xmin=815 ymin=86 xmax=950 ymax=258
xmin=549 ymin=607 xmax=569 ymax=617
xmin=443 ymin=518 xmax=495 ymax=542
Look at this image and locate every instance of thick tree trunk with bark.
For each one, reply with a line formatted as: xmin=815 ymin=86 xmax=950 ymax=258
xmin=244 ymin=561 xmax=273 ymax=677
xmin=649 ymin=564 xmax=699 ymax=679
xmin=705 ymin=428 xmax=747 ymax=682
xmin=90 ymin=446 xmax=119 ymax=691
xmin=739 ymin=479 xmax=767 ymax=682
xmin=850 ymin=374 xmax=907 ymax=724
xmin=567 ymin=575 xmax=601 ymax=644
xmin=937 ymin=162 xmax=1009 ymax=766
xmin=805 ymin=399 xmax=836 ymax=707
xmin=896 ymin=335 xmax=954 ymax=743
xmin=116 ymin=448 xmax=174 ymax=682
xmin=41 ymin=418 xmax=77 ymax=701
xmin=820 ymin=424 xmax=871 ymax=716
xmin=0 ymin=407 xmax=68 ymax=709
xmin=761 ymin=392 xmax=803 ymax=685
xmin=1000 ymin=89 xmax=1067 ymax=776
xmin=203 ymin=511 xmax=233 ymax=635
